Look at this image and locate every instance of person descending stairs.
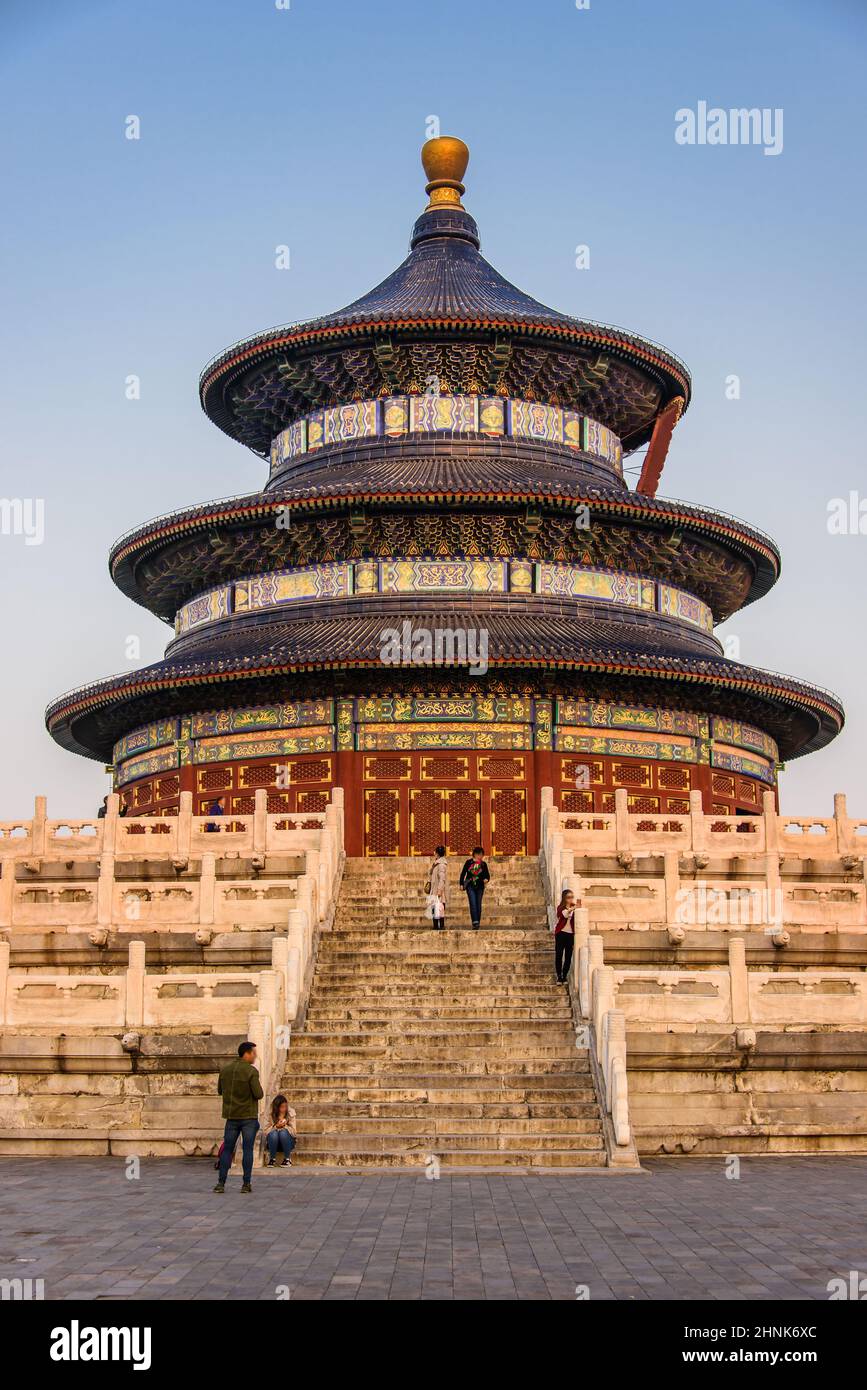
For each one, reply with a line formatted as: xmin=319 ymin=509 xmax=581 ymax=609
xmin=278 ymin=855 xmax=608 ymax=1168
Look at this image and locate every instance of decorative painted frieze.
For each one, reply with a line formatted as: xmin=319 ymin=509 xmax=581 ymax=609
xmin=268 ymin=394 xmax=624 ymax=474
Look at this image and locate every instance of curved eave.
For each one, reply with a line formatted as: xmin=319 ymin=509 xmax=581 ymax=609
xmin=198 ymin=316 xmax=691 ymax=453
xmin=108 ymin=488 xmax=781 ymax=619
xmin=46 ymin=647 xmax=842 ymax=766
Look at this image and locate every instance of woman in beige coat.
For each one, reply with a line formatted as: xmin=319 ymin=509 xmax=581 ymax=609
xmin=428 ymin=845 xmax=448 ymax=930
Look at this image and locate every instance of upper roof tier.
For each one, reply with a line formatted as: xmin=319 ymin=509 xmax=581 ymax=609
xmin=199 ymin=137 xmax=691 ymax=457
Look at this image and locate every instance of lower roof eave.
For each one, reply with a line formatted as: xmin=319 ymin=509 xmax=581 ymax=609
xmin=45 ymin=652 xmax=844 ymax=766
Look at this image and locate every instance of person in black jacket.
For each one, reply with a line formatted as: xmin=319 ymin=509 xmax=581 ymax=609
xmin=459 ymin=847 xmax=490 ymax=930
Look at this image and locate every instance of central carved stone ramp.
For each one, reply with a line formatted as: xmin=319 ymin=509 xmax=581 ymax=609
xmin=280 ymin=856 xmax=607 ymax=1168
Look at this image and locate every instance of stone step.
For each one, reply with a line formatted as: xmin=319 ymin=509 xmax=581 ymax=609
xmin=281 ymin=1077 xmax=594 ymax=1097
xmin=279 ymin=1099 xmax=600 ymax=1118
xmin=317 ymin=947 xmax=554 ymax=962
xmin=286 ymin=1051 xmax=582 ymax=1066
xmin=304 ymin=1007 xmax=573 ymax=1023
xmin=302 ymin=1013 xmax=573 ymax=1029
xmin=297 ymin=1115 xmax=602 ymax=1136
xmin=289 ymin=1149 xmax=605 ymax=1169
xmin=287 ymin=1028 xmax=578 ymax=1045
xmin=296 ymin=1131 xmax=604 ymax=1154
xmin=282 ymin=1058 xmax=588 ymax=1077
xmin=310 ymin=982 xmax=563 ymax=996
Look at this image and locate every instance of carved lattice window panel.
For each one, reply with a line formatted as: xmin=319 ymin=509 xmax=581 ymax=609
xmin=410 ymin=789 xmax=445 ymax=856
xmin=712 ymin=774 xmax=736 ymax=797
xmin=562 ymin=791 xmax=594 ymax=812
xmin=298 ymin=791 xmax=329 ymax=813
xmin=364 ymin=756 xmax=412 ymax=782
xmin=267 ymin=793 xmax=292 ymax=813
xmin=157 ymin=777 xmax=180 ymax=800
xmin=658 ymin=767 xmax=689 ymax=790
xmin=199 ymin=768 xmax=232 ymax=792
xmin=289 ymin=759 xmax=331 ymax=783
xmin=738 ymin=779 xmax=759 ymax=803
xmin=665 ymin=798 xmax=690 ymax=814
xmin=421 ymin=757 xmax=469 ymax=782
xmin=232 ymin=796 xmax=255 ymax=815
xmin=478 ymin=757 xmax=524 ymax=781
xmin=447 ymin=789 xmax=482 ymax=856
xmin=613 ymin=763 xmax=651 ymax=788
xmin=561 ymin=759 xmax=603 ymax=785
xmin=490 ymin=788 xmax=526 ymax=856
xmin=240 ymin=764 xmax=279 ymax=788
xmin=628 ymin=796 xmax=660 ymax=814
xmin=135 ymin=782 xmax=153 ymax=805
xmin=364 ymin=789 xmax=400 ymax=856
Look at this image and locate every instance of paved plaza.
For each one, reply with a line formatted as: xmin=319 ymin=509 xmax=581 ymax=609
xmin=1 ymin=1157 xmax=866 ymax=1301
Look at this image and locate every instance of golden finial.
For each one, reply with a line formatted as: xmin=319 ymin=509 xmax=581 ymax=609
xmin=421 ymin=136 xmax=469 ymax=210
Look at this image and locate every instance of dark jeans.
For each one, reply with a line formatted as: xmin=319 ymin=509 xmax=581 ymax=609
xmin=555 ymin=932 xmax=574 ymax=982
xmin=267 ymin=1129 xmax=296 ymax=1161
xmin=465 ymin=884 xmax=484 ymax=927
xmin=218 ymin=1117 xmax=259 ymax=1184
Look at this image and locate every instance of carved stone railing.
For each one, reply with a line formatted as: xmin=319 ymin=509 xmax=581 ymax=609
xmin=539 ymin=787 xmax=867 ymax=935
xmin=0 ymin=789 xmax=344 ymax=866
xmin=542 ymin=787 xmax=867 ymax=866
xmin=0 ymin=789 xmax=345 ymax=938
xmin=578 ymin=935 xmax=867 ymax=1030
xmin=536 ymin=829 xmax=639 ymax=1167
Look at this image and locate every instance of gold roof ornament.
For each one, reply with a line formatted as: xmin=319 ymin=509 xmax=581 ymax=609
xmin=421 ymin=136 xmax=470 ymax=209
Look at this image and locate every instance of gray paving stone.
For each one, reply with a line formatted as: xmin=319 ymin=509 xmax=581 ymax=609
xmin=1 ymin=1156 xmax=866 ymax=1300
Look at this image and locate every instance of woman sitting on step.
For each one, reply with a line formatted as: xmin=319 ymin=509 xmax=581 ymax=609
xmin=265 ymin=1094 xmax=297 ymax=1166
xmin=554 ymin=889 xmax=580 ymax=985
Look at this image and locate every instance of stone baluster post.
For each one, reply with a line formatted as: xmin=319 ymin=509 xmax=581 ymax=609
xmin=317 ymin=830 xmax=333 ymax=908
xmin=0 ymin=860 xmax=14 ymax=929
xmin=177 ymin=791 xmax=193 ymax=858
xmin=663 ymin=850 xmax=682 ymax=927
xmin=257 ymin=970 xmax=283 ymax=1055
xmin=0 ymin=939 xmax=9 ymax=1024
xmin=548 ymin=832 xmax=563 ymax=905
xmin=761 ymin=792 xmax=782 ymax=930
xmin=728 ymin=936 xmax=750 ymax=1025
xmin=834 ymin=792 xmax=852 ymax=856
xmin=287 ymin=907 xmax=308 ymax=993
xmin=570 ymin=904 xmax=589 ymax=992
xmin=253 ymin=789 xmax=268 ymax=855
xmin=305 ymin=851 xmax=322 ymax=923
xmin=199 ymin=853 xmax=216 ymax=926
xmin=271 ymin=937 xmax=289 ymax=1009
xmin=97 ymin=852 xmax=115 ymax=927
xmin=579 ymin=932 xmax=605 ymax=1019
xmin=330 ymin=786 xmax=345 ymax=850
xmin=32 ymin=795 xmax=47 ymax=857
xmin=560 ymin=848 xmax=574 ymax=886
xmin=102 ymin=793 xmax=120 ymax=854
xmin=689 ymin=790 xmax=706 ymax=854
xmin=592 ymin=964 xmax=616 ymax=1047
xmin=126 ymin=940 xmax=145 ymax=1028
xmin=540 ymin=785 xmax=554 ymax=853
xmin=246 ymin=1011 xmax=272 ymax=1114
xmin=614 ymin=788 xmax=630 ymax=859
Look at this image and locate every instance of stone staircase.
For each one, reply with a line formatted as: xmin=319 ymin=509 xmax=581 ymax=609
xmin=278 ymin=856 xmax=608 ymax=1167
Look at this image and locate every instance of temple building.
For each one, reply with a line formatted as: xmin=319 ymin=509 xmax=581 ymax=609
xmin=46 ymin=138 xmax=843 ymax=857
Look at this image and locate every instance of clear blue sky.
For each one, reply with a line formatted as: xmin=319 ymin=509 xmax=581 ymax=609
xmin=1 ymin=0 xmax=865 ymax=817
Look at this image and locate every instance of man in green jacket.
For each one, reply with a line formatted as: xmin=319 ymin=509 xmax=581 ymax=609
xmin=213 ymin=1041 xmax=264 ymax=1193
